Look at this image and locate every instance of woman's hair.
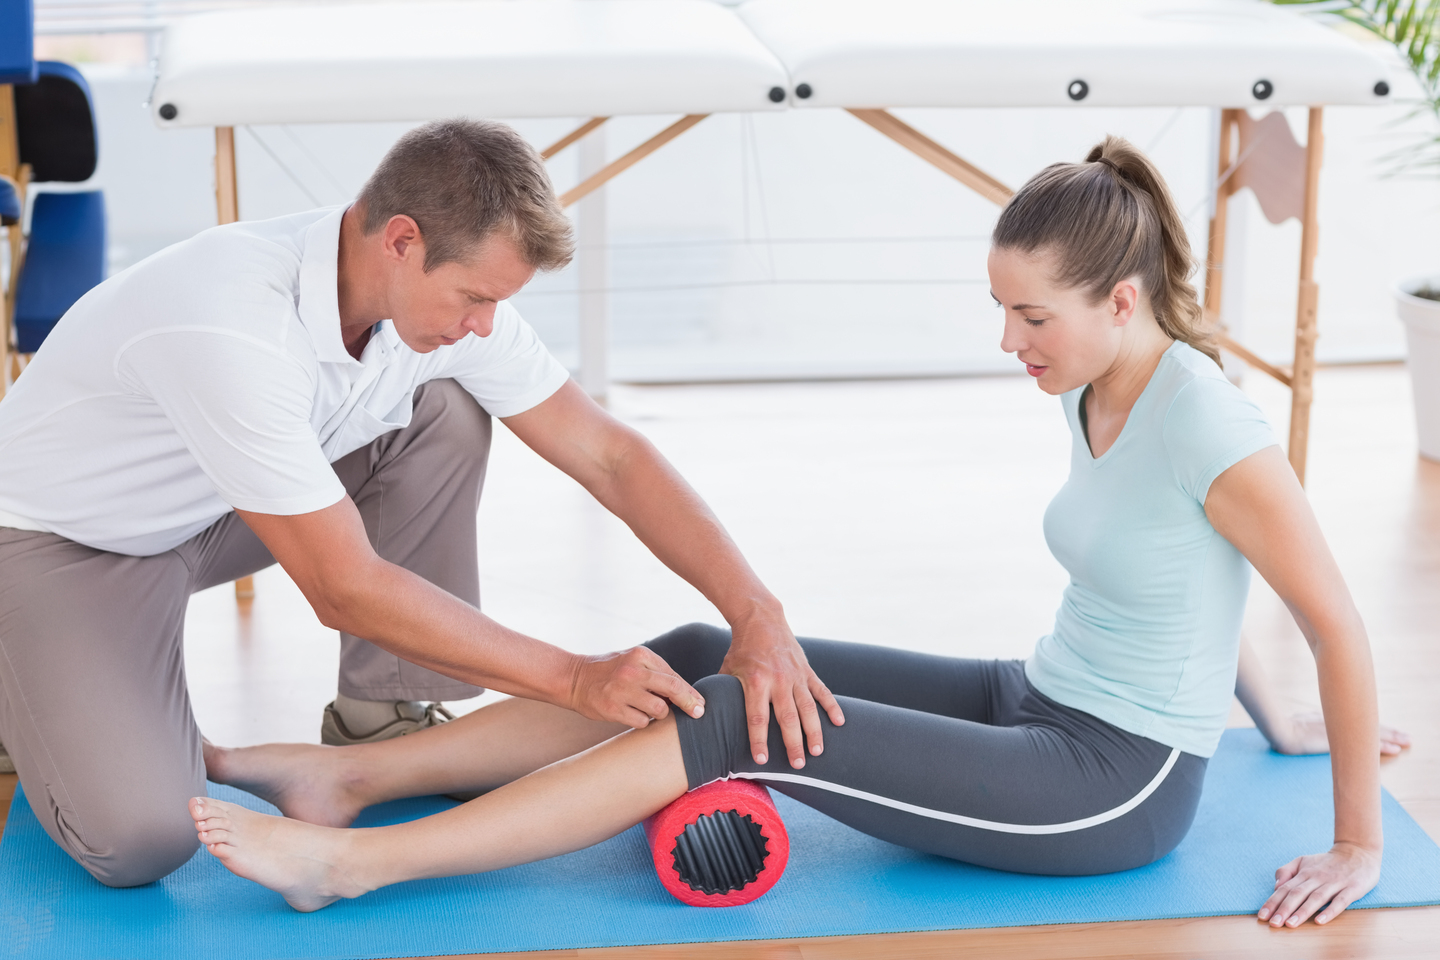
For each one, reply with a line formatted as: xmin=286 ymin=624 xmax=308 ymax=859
xmin=991 ymin=135 xmax=1219 ymax=365
xmin=357 ymin=118 xmax=574 ymax=273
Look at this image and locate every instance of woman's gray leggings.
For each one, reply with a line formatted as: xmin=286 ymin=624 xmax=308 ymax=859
xmin=649 ymin=623 xmax=1207 ymax=877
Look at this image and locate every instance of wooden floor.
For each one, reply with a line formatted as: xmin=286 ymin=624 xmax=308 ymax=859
xmin=2 ymin=363 xmax=1439 ymax=957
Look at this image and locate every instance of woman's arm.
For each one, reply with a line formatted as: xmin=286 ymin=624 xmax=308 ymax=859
xmin=1236 ymin=636 xmax=1410 ymax=756
xmin=1205 ymin=445 xmax=1382 ymax=928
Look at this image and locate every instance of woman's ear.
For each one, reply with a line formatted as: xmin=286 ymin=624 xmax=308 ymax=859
xmin=1109 ymin=278 xmax=1140 ymax=327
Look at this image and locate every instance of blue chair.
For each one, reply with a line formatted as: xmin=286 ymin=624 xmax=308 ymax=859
xmin=14 ymin=192 xmax=105 ymax=352
xmin=0 ymin=177 xmax=19 ymax=226
xmin=8 ymin=61 xmax=106 ymax=360
xmin=0 ymin=0 xmax=36 ymax=86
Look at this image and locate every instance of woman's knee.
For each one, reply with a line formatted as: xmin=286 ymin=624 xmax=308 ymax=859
xmin=644 ymin=623 xmax=732 ymax=683
xmin=673 ymin=673 xmax=750 ymax=788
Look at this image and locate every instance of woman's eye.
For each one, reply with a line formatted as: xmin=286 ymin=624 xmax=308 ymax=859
xmin=1024 ymin=316 xmax=1045 ymax=327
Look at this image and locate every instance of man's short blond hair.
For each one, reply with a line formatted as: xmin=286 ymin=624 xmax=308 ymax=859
xmin=358 ymin=119 xmax=574 ymax=272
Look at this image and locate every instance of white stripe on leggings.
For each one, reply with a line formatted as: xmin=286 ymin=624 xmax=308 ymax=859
xmin=727 ymin=746 xmax=1182 ymax=836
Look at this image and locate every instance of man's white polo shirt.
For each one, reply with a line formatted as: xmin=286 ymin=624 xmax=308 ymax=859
xmin=0 ymin=206 xmax=569 ymax=556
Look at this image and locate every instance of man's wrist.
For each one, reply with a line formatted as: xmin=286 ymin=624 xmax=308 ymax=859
xmin=721 ymin=593 xmax=787 ymax=636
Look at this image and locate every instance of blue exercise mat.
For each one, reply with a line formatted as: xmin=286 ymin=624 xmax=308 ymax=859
xmin=2 ymin=728 xmax=1438 ymax=959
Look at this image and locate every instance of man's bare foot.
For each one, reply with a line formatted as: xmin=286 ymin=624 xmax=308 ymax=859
xmin=203 ymin=740 xmax=367 ymax=828
xmin=190 ymin=796 xmax=373 ymax=912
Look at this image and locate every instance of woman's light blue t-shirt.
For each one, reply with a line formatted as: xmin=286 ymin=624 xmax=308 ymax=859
xmin=1024 ymin=341 xmax=1278 ymax=758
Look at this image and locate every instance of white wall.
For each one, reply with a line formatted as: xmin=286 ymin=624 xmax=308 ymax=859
xmin=66 ymin=34 xmax=1440 ymax=381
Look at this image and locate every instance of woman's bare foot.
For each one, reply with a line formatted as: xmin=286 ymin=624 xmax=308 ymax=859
xmin=203 ymin=740 xmax=367 ymax=828
xmin=190 ymin=796 xmax=373 ymax=912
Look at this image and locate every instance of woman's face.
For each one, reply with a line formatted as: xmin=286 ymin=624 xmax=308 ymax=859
xmin=987 ymin=247 xmax=1136 ymax=395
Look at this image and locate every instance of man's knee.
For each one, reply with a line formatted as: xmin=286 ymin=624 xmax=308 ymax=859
xmin=56 ymin=796 xmax=201 ymax=887
xmin=645 ymin=622 xmax=732 ymax=683
xmin=414 ymin=378 xmax=492 ymax=447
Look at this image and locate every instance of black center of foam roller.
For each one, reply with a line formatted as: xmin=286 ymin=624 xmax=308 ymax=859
xmin=671 ymin=808 xmax=769 ymax=896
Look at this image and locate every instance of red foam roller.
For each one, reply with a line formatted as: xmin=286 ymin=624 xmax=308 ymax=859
xmin=643 ymin=779 xmax=790 ymax=907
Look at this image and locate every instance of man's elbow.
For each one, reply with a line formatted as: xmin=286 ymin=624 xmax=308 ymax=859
xmin=303 ymin=572 xmax=367 ymax=632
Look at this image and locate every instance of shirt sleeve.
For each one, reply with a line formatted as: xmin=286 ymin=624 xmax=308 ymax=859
xmin=436 ymin=301 xmax=571 ymax=418
xmin=115 ymin=328 xmax=347 ymax=515
xmin=1162 ymin=374 xmax=1279 ymax=504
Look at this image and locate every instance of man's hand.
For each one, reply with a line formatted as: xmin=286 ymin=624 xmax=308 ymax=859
xmin=719 ymin=611 xmax=845 ymax=768
xmin=569 ymin=646 xmax=706 ymax=728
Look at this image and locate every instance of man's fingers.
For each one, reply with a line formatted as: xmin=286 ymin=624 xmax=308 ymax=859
xmin=746 ymin=688 xmax=772 ymax=766
xmin=647 ymin=668 xmax=704 ymax=719
xmin=797 ymin=687 xmax=825 ymax=757
xmin=775 ymin=702 xmax=806 ymax=769
xmin=812 ymin=678 xmax=845 ymax=727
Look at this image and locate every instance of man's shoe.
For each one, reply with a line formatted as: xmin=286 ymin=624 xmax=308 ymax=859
xmin=320 ymin=699 xmax=456 ymax=746
xmin=0 ymin=738 xmax=14 ymax=775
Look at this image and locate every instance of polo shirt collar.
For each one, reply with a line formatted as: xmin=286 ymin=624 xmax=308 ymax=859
xmin=297 ymin=205 xmax=356 ymax=365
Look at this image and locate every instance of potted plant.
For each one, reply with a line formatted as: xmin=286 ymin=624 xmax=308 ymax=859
xmin=1281 ymin=0 xmax=1440 ymax=459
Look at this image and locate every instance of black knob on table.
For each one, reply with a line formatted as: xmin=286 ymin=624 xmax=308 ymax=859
xmin=1252 ymin=79 xmax=1273 ymax=100
xmin=1067 ymin=79 xmax=1088 ymax=101
xmin=768 ymin=86 xmax=785 ymax=103
xmin=159 ymin=103 xmax=178 ymax=120
xmin=795 ymin=83 xmax=812 ymax=99
xmin=1375 ymin=80 xmax=1391 ymax=96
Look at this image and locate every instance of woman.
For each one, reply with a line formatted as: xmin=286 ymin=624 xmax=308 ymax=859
xmin=191 ymin=136 xmax=1397 ymax=929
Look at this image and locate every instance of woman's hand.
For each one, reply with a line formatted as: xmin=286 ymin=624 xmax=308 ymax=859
xmin=1258 ymin=841 xmax=1382 ymax=927
xmin=1271 ymin=710 xmax=1412 ymax=757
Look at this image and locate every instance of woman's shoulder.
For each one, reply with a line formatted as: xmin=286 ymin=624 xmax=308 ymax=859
xmin=1155 ymin=342 xmax=1278 ymax=500
xmin=1155 ymin=342 xmax=1261 ymax=421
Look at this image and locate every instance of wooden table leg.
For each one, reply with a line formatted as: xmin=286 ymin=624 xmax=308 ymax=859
xmin=1288 ymin=108 xmax=1324 ymax=486
xmin=559 ymin=115 xmax=707 ymax=208
xmin=213 ymin=126 xmax=254 ymax=601
xmin=0 ymin=84 xmax=18 ymax=400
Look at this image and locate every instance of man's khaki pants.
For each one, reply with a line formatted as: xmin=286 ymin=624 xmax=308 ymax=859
xmin=0 ymin=380 xmax=490 ymax=885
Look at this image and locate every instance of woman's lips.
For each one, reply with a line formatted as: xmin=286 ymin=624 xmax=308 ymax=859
xmin=1024 ymin=363 xmax=1047 ymax=378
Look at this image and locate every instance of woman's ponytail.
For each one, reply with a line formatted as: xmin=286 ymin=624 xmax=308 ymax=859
xmin=994 ymin=135 xmax=1220 ymax=366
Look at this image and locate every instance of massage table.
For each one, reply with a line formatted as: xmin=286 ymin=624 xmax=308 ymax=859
xmin=146 ymin=0 xmax=1389 ymax=595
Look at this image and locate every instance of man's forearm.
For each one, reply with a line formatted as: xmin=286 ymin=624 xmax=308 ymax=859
xmin=585 ymin=433 xmax=783 ymax=627
xmin=321 ymin=556 xmax=581 ymax=706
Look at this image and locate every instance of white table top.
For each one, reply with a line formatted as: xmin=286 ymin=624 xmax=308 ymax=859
xmin=151 ymin=0 xmax=790 ymax=127
xmin=739 ymin=0 xmax=1391 ymax=109
xmin=152 ymin=0 xmax=1392 ymax=127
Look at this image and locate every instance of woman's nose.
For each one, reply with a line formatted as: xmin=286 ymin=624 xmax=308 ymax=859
xmin=999 ymin=316 xmax=1023 ymax=354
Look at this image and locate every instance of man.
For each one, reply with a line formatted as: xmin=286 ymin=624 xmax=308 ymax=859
xmin=0 ymin=119 xmax=841 ymax=885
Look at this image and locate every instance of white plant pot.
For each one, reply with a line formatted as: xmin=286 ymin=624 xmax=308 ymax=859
xmin=1395 ymin=276 xmax=1440 ymax=461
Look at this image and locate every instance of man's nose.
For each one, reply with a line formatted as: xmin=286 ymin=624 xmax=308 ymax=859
xmin=462 ymin=306 xmax=496 ymax=338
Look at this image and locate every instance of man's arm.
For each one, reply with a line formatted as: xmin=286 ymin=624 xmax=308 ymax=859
xmin=237 ymin=499 xmax=705 ymax=728
xmin=502 ymin=379 xmax=846 ymax=769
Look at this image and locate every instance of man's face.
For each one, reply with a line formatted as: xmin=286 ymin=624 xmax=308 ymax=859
xmin=387 ymin=232 xmax=536 ymax=353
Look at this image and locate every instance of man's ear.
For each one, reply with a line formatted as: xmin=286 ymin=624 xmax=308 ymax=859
xmin=381 ymin=215 xmax=424 ymax=265
xmin=1110 ymin=277 xmax=1140 ymax=327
